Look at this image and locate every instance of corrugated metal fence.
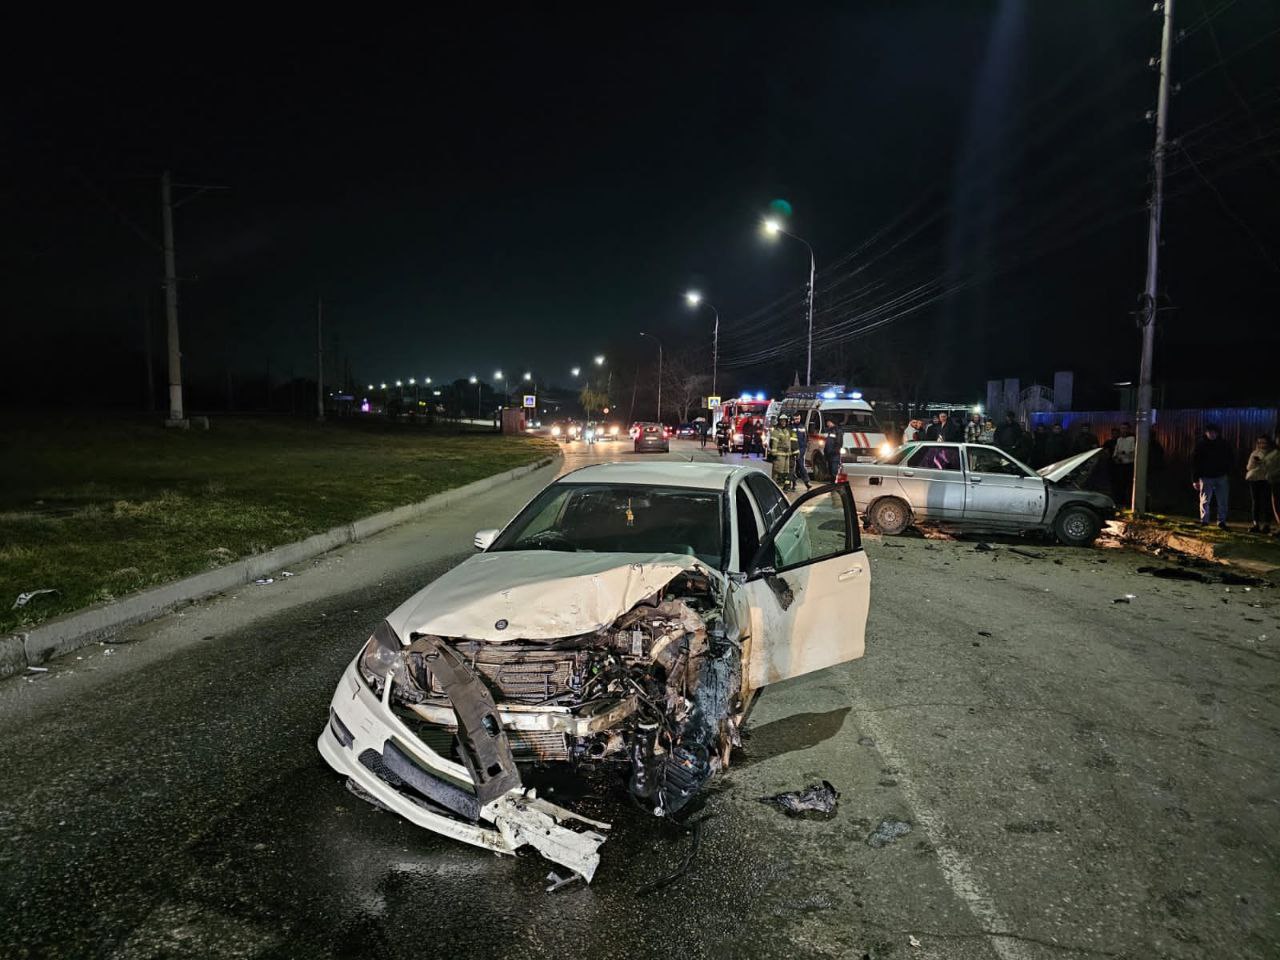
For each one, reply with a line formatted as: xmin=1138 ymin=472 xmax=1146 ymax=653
xmin=1029 ymin=408 xmax=1279 ymax=473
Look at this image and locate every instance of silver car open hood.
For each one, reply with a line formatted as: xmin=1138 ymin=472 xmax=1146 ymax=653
xmin=1037 ymin=448 xmax=1103 ymax=483
xmin=386 ymin=550 xmax=713 ymax=643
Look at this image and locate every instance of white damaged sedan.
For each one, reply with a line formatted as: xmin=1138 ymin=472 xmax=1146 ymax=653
xmin=318 ymin=461 xmax=870 ymax=880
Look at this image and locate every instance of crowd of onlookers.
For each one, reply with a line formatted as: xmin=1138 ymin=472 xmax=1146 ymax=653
xmin=897 ymin=411 xmax=1280 ymax=534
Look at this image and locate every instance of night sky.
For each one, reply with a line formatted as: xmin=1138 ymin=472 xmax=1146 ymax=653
xmin=4 ymin=2 xmax=1278 ymax=408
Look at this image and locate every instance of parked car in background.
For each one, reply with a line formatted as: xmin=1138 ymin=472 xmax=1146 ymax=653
xmin=842 ymin=443 xmax=1113 ymax=545
xmin=317 ymin=462 xmax=870 ymax=880
xmin=633 ymin=422 xmax=670 ymax=453
xmin=676 ymin=423 xmax=697 ymax=438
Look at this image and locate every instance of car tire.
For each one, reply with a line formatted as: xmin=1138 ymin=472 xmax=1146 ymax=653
xmin=869 ymin=497 xmax=911 ymax=536
xmin=1053 ymin=505 xmax=1101 ymax=546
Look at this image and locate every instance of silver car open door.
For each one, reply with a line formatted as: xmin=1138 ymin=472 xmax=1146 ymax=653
xmin=740 ymin=484 xmax=870 ymax=688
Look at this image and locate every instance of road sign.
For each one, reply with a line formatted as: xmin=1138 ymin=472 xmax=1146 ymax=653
xmin=706 ymin=396 xmax=721 ymax=408
xmin=522 ymin=395 xmax=536 ymax=408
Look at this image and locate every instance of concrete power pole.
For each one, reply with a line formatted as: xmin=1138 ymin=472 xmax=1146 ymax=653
xmin=1132 ymin=0 xmax=1175 ymax=515
xmin=160 ymin=171 xmax=185 ymax=425
xmin=316 ymin=295 xmax=325 ymax=422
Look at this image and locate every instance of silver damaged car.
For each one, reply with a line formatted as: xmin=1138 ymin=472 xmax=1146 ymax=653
xmin=843 ymin=442 xmax=1115 ymax=545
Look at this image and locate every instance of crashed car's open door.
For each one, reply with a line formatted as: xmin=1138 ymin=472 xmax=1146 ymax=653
xmin=741 ymin=483 xmax=869 ymax=688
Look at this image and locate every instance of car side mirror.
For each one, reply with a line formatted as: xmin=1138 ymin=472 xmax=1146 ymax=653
xmin=473 ymin=529 xmax=499 ymax=551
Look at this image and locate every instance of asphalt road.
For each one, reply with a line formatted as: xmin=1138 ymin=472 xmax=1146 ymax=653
xmin=1 ymin=439 xmax=1277 ymax=959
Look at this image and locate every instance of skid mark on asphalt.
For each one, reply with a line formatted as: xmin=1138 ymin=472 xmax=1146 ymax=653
xmin=850 ymin=692 xmax=1032 ymax=960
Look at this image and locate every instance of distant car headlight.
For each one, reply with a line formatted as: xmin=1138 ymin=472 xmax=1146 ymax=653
xmin=551 ymin=425 xmax=561 ymax=436
xmin=879 ymin=442 xmax=894 ymax=457
xmin=585 ymin=429 xmax=595 ymax=439
xmin=610 ymin=425 xmax=619 ymax=436
xmin=358 ymin=620 xmax=402 ymax=686
xmin=734 ymin=433 xmax=743 ymax=442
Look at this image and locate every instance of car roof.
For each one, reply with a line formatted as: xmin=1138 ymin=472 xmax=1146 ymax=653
xmin=558 ymin=460 xmax=751 ymax=490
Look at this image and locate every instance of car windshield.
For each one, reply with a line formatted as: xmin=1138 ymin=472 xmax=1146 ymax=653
xmin=826 ymin=409 xmax=881 ymax=431
xmin=490 ymin=483 xmax=724 ymax=567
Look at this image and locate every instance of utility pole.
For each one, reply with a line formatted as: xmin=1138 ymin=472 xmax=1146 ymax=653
xmin=640 ymin=332 xmax=663 ymax=421
xmin=1133 ymin=0 xmax=1175 ymax=515
xmin=316 ymin=295 xmax=325 ymax=422
xmin=142 ymin=291 xmax=155 ymax=413
xmin=160 ymin=171 xmax=184 ymax=425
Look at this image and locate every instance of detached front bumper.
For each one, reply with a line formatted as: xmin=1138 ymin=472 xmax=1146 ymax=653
xmin=318 ymin=656 xmax=610 ymax=880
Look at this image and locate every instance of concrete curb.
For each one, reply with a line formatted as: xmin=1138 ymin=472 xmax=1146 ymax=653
xmin=1112 ymin=518 xmax=1280 ymax=576
xmin=3 ymin=455 xmax=558 ymax=678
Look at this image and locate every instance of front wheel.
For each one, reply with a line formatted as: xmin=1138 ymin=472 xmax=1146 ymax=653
xmin=869 ymin=497 xmax=911 ymax=536
xmin=1053 ymin=505 xmax=1101 ymax=546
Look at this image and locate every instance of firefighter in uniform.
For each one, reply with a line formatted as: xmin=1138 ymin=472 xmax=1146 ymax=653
xmin=771 ymin=415 xmax=797 ymax=490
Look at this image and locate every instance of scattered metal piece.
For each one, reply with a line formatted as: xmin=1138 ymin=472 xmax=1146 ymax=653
xmin=545 ymin=870 xmax=584 ymax=893
xmin=12 ymin=589 xmax=57 ymax=609
xmin=867 ymin=818 xmax=912 ymax=847
xmin=759 ymin=780 xmax=839 ymax=817
xmin=1008 ymin=547 xmax=1046 ymax=560
xmin=973 ymin=542 xmax=995 ymax=552
xmin=26 ymin=666 xmax=49 ymax=674
xmin=1112 ymin=594 xmax=1137 ymax=604
xmin=254 ymin=577 xmax=275 ymax=585
xmin=977 ymin=630 xmax=993 ymax=637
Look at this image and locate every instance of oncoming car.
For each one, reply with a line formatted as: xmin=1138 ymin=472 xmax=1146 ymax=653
xmin=843 ymin=442 xmax=1114 ymax=545
xmin=317 ymin=462 xmax=870 ymax=880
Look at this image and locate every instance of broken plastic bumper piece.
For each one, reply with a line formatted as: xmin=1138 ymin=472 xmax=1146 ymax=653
xmin=318 ymin=653 xmax=609 ymax=881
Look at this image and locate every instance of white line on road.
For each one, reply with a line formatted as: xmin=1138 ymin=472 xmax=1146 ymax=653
xmin=850 ymin=693 xmax=1033 ymax=960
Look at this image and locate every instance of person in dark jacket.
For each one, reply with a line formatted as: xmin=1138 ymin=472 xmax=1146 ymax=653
xmin=822 ymin=418 xmax=842 ymax=479
xmin=1043 ymin=423 xmax=1070 ymax=463
xmin=1073 ymin=422 xmax=1100 ymax=454
xmin=993 ymin=412 xmax=1023 ymax=452
xmin=927 ymin=411 xmax=963 ymax=442
xmin=1192 ymin=424 xmax=1233 ymax=528
xmin=1031 ymin=424 xmax=1049 ymax=467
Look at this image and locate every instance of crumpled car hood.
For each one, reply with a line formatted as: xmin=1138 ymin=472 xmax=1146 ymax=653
xmin=386 ymin=550 xmax=713 ymax=643
xmin=1037 ymin=447 xmax=1103 ymax=483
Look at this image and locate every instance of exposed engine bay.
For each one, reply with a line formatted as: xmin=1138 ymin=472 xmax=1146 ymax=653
xmin=329 ymin=565 xmax=749 ymax=880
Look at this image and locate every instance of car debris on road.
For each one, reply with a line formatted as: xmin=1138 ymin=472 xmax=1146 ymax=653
xmin=759 ymin=780 xmax=840 ymax=817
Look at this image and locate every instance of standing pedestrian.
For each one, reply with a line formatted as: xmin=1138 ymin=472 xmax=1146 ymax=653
xmin=902 ymin=418 xmax=920 ymax=444
xmin=1110 ymin=421 xmax=1136 ymax=507
xmin=772 ymin=416 xmax=797 ymax=490
xmin=697 ymin=419 xmax=709 ymax=449
xmin=1044 ymin=423 xmax=1070 ymax=463
xmin=1031 ymin=424 xmax=1049 ymax=467
xmin=1245 ymin=435 xmax=1277 ymax=533
xmin=994 ymin=412 xmax=1023 ymax=452
xmin=742 ymin=418 xmax=758 ymax=458
xmin=965 ymin=412 xmax=983 ymax=444
xmin=1192 ymin=424 xmax=1233 ymax=529
xmin=1073 ymin=422 xmax=1099 ymax=454
xmin=1270 ymin=432 xmax=1280 ymax=537
xmin=823 ymin=418 xmax=842 ymax=480
xmin=793 ymin=415 xmax=811 ymax=490
xmin=926 ymin=411 xmax=951 ymax=441
xmin=981 ymin=419 xmax=996 ymax=444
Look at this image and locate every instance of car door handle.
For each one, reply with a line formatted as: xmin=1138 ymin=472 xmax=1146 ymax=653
xmin=969 ymin=477 xmax=982 ymax=483
xmin=838 ymin=565 xmax=864 ymax=582
xmin=901 ymin=469 xmax=914 ymax=476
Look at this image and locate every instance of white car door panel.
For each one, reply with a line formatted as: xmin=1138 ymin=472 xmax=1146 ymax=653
xmin=742 ymin=484 xmax=870 ymax=688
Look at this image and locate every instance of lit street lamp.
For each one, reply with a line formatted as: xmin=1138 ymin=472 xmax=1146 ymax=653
xmin=685 ymin=290 xmax=720 ymax=397
xmin=594 ymin=355 xmax=605 ymax=366
xmin=763 ymin=217 xmax=817 ymax=385
xmin=639 ymin=332 xmax=663 ymax=422
xmin=469 ymin=375 xmax=481 ymax=419
xmin=571 ymin=366 xmax=581 ymax=378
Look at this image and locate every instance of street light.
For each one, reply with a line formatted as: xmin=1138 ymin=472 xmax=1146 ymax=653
xmin=594 ymin=355 xmax=605 ymax=366
xmin=523 ymin=372 xmax=532 ymax=382
xmin=684 ymin=290 xmax=720 ymax=397
xmin=469 ymin=375 xmax=481 ymax=419
xmin=571 ymin=366 xmax=581 ymax=378
xmin=762 ymin=217 xmax=817 ymax=384
xmin=639 ymin=332 xmax=663 ymax=422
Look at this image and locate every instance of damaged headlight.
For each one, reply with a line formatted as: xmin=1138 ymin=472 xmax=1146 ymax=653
xmin=358 ymin=620 xmax=403 ymax=686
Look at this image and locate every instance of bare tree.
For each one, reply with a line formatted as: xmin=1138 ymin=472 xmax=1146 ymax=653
xmin=662 ymin=352 xmax=711 ymax=423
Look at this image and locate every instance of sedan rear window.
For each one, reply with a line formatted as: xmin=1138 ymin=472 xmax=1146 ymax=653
xmin=491 ymin=483 xmax=724 ymax=567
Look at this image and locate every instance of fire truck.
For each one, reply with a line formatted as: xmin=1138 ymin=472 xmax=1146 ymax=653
xmin=715 ymin=394 xmax=771 ymax=453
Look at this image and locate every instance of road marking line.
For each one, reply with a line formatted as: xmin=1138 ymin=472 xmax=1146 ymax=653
xmin=850 ymin=694 xmax=1032 ymax=960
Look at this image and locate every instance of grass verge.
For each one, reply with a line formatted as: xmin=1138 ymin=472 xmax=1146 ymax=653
xmin=0 ymin=416 xmax=555 ymax=633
